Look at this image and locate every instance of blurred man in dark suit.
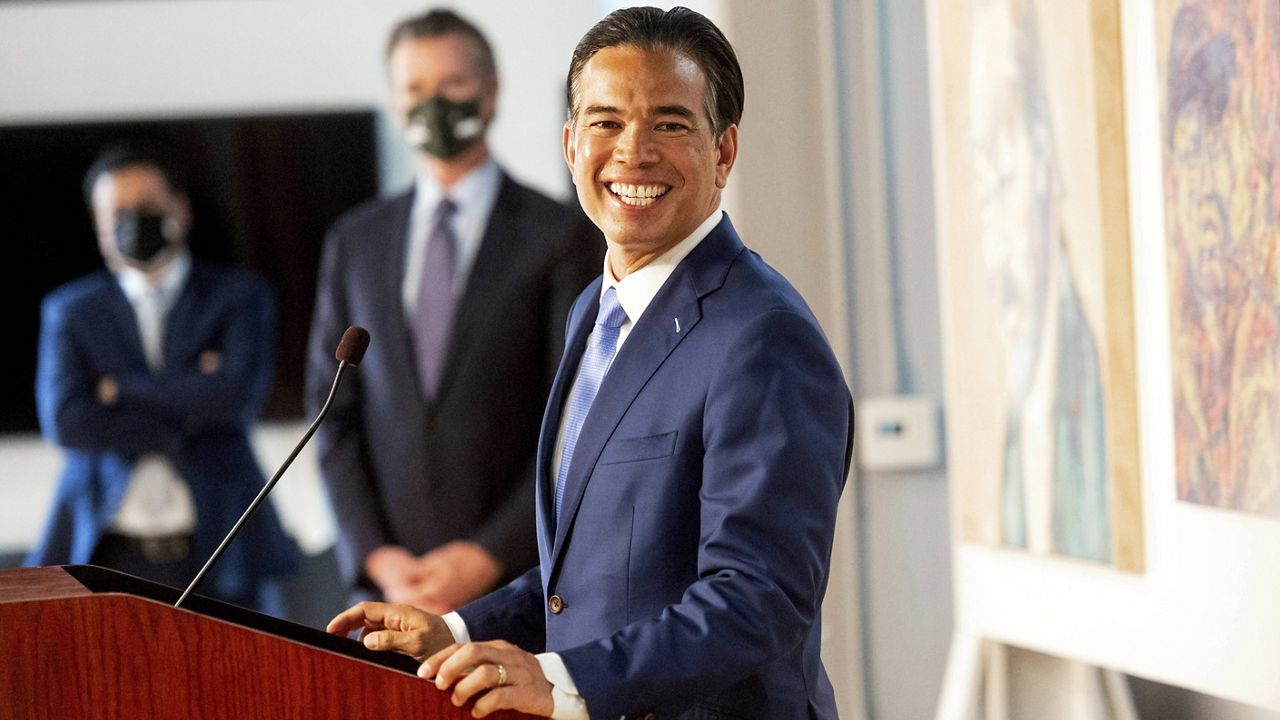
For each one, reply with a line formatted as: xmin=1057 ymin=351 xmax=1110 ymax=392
xmin=307 ymin=8 xmax=601 ymax=613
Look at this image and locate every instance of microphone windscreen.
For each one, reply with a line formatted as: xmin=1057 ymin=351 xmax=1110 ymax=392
xmin=336 ymin=326 xmax=371 ymax=365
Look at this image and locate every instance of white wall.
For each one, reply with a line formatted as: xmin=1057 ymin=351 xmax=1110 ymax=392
xmin=0 ymin=0 xmax=598 ymax=197
xmin=0 ymin=434 xmax=60 ymax=555
xmin=0 ymin=423 xmax=335 ymax=557
xmin=855 ymin=0 xmax=957 ymax=717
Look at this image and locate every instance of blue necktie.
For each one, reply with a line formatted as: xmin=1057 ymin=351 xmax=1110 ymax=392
xmin=555 ymin=287 xmax=628 ymax=521
xmin=412 ymin=198 xmax=458 ymax=399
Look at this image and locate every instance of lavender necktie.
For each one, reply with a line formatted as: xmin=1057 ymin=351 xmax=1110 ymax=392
xmin=412 ymin=198 xmax=458 ymax=399
xmin=555 ymin=287 xmax=628 ymax=521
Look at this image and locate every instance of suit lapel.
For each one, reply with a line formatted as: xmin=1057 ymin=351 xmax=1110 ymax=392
xmin=536 ymin=279 xmax=600 ymax=566
xmin=547 ymin=216 xmax=745 ymax=574
xmin=433 ymin=174 xmax=522 ymax=401
xmin=101 ymin=274 xmax=149 ymax=370
xmin=162 ymin=261 xmax=203 ymax=367
xmin=377 ymin=190 xmax=423 ymax=398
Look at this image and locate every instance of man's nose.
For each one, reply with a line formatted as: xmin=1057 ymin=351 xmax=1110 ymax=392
xmin=613 ymin=126 xmax=657 ymax=165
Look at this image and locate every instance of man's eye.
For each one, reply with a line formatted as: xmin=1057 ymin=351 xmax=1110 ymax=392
xmin=656 ymin=122 xmax=689 ymax=132
xmin=592 ymin=120 xmax=621 ymax=130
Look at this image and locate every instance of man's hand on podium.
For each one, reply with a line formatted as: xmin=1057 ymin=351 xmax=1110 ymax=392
xmin=327 ymin=602 xmax=555 ymax=717
xmin=326 ymin=602 xmax=454 ymax=663
xmin=420 ymin=640 xmax=555 ymax=719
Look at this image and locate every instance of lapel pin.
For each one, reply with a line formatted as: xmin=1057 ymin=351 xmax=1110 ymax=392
xmin=674 ymin=317 xmax=682 ymax=334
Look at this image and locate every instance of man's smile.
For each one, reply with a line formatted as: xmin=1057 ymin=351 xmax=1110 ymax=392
xmin=606 ymin=182 xmax=672 ymax=207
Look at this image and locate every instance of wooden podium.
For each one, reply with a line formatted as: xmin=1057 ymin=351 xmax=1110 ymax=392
xmin=0 ymin=565 xmax=533 ymax=719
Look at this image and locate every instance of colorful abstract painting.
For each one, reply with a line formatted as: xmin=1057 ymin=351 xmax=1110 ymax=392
xmin=1157 ymin=0 xmax=1280 ymax=516
xmin=933 ymin=0 xmax=1143 ymax=569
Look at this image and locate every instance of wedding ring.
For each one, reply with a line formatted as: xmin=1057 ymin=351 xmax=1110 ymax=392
xmin=495 ymin=663 xmax=508 ymax=687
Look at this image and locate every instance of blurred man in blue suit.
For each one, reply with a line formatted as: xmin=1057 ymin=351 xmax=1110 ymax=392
xmin=28 ymin=146 xmax=297 ymax=611
xmin=329 ymin=7 xmax=852 ymax=719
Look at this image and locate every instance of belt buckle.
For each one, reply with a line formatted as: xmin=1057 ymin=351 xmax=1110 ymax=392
xmin=140 ymin=535 xmax=190 ymax=564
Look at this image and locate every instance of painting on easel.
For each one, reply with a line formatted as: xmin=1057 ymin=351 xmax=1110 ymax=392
xmin=933 ymin=0 xmax=1143 ymax=569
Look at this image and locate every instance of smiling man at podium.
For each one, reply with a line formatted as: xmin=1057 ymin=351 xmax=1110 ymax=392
xmin=330 ymin=7 xmax=853 ymax=719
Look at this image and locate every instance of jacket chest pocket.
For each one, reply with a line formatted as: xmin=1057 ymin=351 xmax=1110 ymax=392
xmin=598 ymin=431 xmax=678 ymax=466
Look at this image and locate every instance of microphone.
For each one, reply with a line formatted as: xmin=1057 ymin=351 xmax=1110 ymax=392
xmin=175 ymin=326 xmax=371 ymax=608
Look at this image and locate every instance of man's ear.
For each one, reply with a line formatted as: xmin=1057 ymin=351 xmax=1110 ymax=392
xmin=482 ymin=76 xmax=500 ymax=122
xmin=714 ymin=124 xmax=739 ymax=189
xmin=170 ymin=192 xmax=193 ymax=243
xmin=563 ymin=122 xmax=576 ymax=180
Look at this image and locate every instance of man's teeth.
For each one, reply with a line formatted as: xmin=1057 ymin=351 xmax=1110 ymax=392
xmin=609 ymin=183 xmax=669 ymax=206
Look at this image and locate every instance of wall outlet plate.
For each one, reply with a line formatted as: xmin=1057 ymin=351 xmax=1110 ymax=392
xmin=855 ymin=395 xmax=941 ymax=472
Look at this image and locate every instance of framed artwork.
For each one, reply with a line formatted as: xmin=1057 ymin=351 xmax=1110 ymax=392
xmin=933 ymin=0 xmax=1143 ymax=569
xmin=1156 ymin=0 xmax=1280 ymax=517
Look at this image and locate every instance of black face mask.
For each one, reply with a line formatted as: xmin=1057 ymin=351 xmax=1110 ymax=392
xmin=405 ymin=95 xmax=485 ymax=160
xmin=115 ymin=210 xmax=170 ymax=264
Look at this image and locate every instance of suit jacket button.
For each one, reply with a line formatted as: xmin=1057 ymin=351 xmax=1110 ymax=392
xmin=548 ymin=594 xmax=565 ymax=614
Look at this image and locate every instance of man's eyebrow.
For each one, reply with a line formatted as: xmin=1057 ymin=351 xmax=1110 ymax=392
xmin=654 ymin=105 xmax=696 ymax=121
xmin=580 ymin=104 xmax=698 ymax=121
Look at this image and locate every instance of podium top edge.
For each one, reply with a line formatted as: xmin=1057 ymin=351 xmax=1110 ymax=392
xmin=0 ymin=566 xmax=90 ymax=604
xmin=0 ymin=565 xmax=423 ymax=677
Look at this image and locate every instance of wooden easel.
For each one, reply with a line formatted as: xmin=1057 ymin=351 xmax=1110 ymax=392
xmin=937 ymin=631 xmax=1139 ymax=720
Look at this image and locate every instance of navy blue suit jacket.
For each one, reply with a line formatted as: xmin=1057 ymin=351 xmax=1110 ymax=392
xmin=306 ymin=171 xmax=601 ymax=594
xmin=28 ymin=260 xmax=298 ymax=605
xmin=459 ymin=216 xmax=853 ymax=719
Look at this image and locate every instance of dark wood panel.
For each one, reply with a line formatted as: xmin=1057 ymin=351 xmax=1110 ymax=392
xmin=0 ymin=593 xmax=532 ymax=720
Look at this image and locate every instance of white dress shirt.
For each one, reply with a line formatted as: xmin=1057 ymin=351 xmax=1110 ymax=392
xmin=548 ymin=209 xmax=722 ymax=483
xmin=110 ymin=250 xmax=197 ymax=538
xmin=443 ymin=209 xmax=724 ymax=720
xmin=401 ymin=157 xmax=502 ymax=318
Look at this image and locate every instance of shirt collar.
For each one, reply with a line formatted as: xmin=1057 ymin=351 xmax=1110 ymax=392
xmin=413 ymin=157 xmax=501 ymax=218
xmin=602 ymin=209 xmax=723 ymax=326
xmin=116 ymin=248 xmax=192 ymax=303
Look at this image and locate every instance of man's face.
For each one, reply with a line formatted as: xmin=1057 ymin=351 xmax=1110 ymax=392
xmin=388 ymin=34 xmax=497 ymax=133
xmin=564 ymin=45 xmax=737 ymax=259
xmin=91 ymin=165 xmax=188 ymax=269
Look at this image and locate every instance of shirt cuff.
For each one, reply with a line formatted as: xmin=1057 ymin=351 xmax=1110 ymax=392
xmin=440 ymin=618 xmax=589 ymax=719
xmin=440 ymin=612 xmax=471 ymax=644
xmin=535 ymin=652 xmax=590 ymax=720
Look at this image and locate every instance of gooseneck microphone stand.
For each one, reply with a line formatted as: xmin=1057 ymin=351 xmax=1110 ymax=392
xmin=175 ymin=326 xmax=369 ymax=608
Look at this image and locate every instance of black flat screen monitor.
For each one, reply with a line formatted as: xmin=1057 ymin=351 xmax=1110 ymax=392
xmin=0 ymin=109 xmax=380 ymax=431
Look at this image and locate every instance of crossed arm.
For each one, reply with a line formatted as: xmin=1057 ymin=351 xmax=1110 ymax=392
xmin=36 ymin=284 xmax=274 ymax=454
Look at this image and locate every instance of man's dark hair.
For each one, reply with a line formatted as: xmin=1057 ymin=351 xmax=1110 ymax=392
xmin=566 ymin=6 xmax=744 ymax=137
xmin=386 ymin=8 xmax=497 ymax=81
xmin=82 ymin=143 xmax=185 ymax=207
